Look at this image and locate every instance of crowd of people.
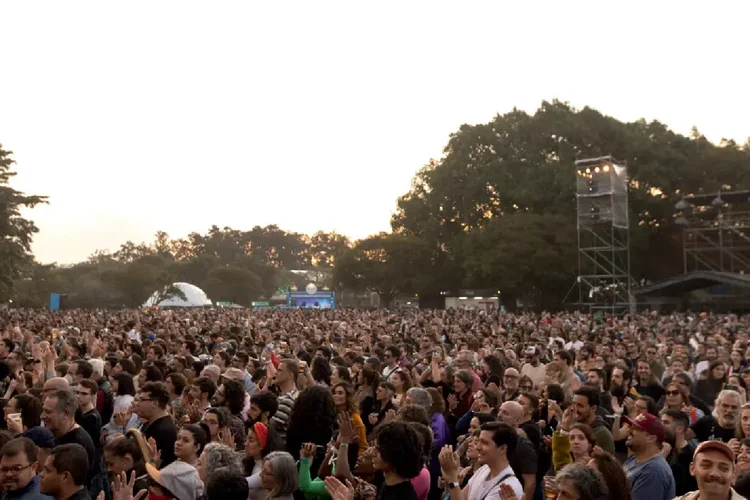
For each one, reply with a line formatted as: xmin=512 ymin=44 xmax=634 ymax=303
xmin=0 ymin=307 xmax=747 ymax=500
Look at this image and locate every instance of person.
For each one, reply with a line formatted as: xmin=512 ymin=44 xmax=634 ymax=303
xmin=285 ymin=384 xmax=336 ymax=477
xmin=5 ymin=394 xmax=42 ymax=437
xmin=136 ymin=382 xmax=178 ymax=468
xmin=587 ymin=450 xmax=633 ymax=500
xmin=0 ymin=437 xmax=53 ymax=500
xmin=552 ymin=462 xmax=609 ymax=500
xmin=622 ymin=412 xmax=675 ymax=500
xmin=195 ymin=443 xmax=243 ymax=485
xmin=173 ymin=425 xmax=206 ymax=467
xmin=520 ymin=347 xmax=545 ymax=389
xmin=269 ymin=359 xmax=299 ymax=446
xmin=73 ymin=380 xmax=101 ymax=458
xmin=102 ymin=432 xmax=148 ymax=494
xmin=501 ymin=368 xmax=520 ymax=403
xmin=571 ymin=387 xmax=615 ymax=455
xmin=660 ymin=409 xmax=697 ymax=495
xmin=245 ymin=422 xmax=283 ymax=500
xmin=41 ymin=390 xmax=102 ymax=498
xmin=248 ymin=391 xmax=278 ymax=426
xmin=39 ymin=444 xmax=90 ymax=500
xmin=674 ymin=440 xmax=745 ymax=500
xmin=516 ymin=392 xmax=541 ymax=449
xmin=694 ymin=360 xmax=728 ymax=408
xmin=633 ymin=360 xmax=666 ymax=403
xmin=496 ymin=402 xmax=536 ymax=499
xmin=145 ymin=459 xmax=204 ymax=500
xmin=440 ymin=421 xmax=524 ymax=500
xmin=204 ymin=468 xmax=248 ymax=500
xmin=372 ymin=421 xmax=423 ymax=500
xmin=689 ymin=389 xmax=740 ymax=443
xmin=259 ymin=451 xmax=297 ymax=500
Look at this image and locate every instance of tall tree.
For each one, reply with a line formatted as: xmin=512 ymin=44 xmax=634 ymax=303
xmin=309 ymin=231 xmax=351 ymax=268
xmin=0 ymin=145 xmax=48 ymax=302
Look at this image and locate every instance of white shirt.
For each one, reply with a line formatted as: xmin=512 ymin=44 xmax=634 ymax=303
xmin=127 ymin=328 xmax=142 ymax=343
xmin=466 ymin=464 xmax=523 ymax=500
xmin=565 ymin=340 xmax=584 ymax=351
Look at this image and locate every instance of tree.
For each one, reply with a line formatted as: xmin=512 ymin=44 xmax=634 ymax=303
xmin=334 ymin=233 xmax=433 ymax=306
xmin=0 ymin=145 xmax=48 ymax=302
xmin=202 ymin=266 xmax=264 ymax=306
xmin=309 ymin=231 xmax=351 ymax=268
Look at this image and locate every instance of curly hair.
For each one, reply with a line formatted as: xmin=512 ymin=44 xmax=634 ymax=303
xmin=311 ymin=356 xmax=332 ymax=386
xmin=589 ymin=453 xmax=631 ymax=500
xmin=372 ymin=421 xmax=422 ymax=479
xmin=556 ymin=463 xmax=609 ymax=500
xmin=222 ymin=379 xmax=246 ymax=416
xmin=201 ymin=442 xmax=243 ymax=478
xmin=332 ymin=382 xmax=357 ymax=414
xmin=286 ymin=385 xmax=337 ymax=460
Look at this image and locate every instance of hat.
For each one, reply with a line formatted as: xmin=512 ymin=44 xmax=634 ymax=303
xmin=23 ymin=427 xmax=55 ymax=449
xmin=146 ymin=461 xmax=204 ymax=500
xmin=694 ymin=440 xmax=735 ymax=462
xmin=524 ymin=347 xmax=539 ymax=356
xmin=221 ymin=368 xmax=245 ymax=382
xmin=624 ymin=413 xmax=665 ymax=443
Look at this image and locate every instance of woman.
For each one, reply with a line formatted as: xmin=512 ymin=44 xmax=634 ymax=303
xmin=4 ymin=393 xmax=42 ymax=436
xmin=663 ymin=382 xmax=704 ymax=424
xmin=311 ymin=356 xmax=332 ymax=386
xmin=110 ymin=373 xmax=136 ymax=424
xmin=736 ymin=438 xmax=750 ymax=474
xmin=447 ymin=371 xmax=474 ymax=422
xmin=357 ymin=366 xmax=379 ymax=435
xmin=174 ymin=424 xmax=207 ymax=466
xmin=480 ymin=355 xmax=504 ymax=387
xmin=727 ymin=374 xmax=749 ymax=405
xmin=246 ymin=422 xmax=284 ymax=500
xmin=730 ymin=350 xmax=747 ymax=376
xmin=260 ymin=451 xmax=298 ymax=500
xmin=331 ymin=382 xmax=368 ymax=456
xmin=367 ymin=382 xmax=395 ymax=432
xmin=331 ymin=365 xmax=351 ymax=386
xmin=694 ymin=360 xmax=727 ymax=408
xmin=551 ymin=411 xmax=595 ymax=472
xmin=391 ymin=370 xmax=412 ymax=408
xmin=285 ymin=385 xmax=337 ymax=477
xmin=103 ymin=432 xmax=149 ymax=493
xmin=588 ymin=450 xmax=634 ymax=500
xmin=519 ymin=375 xmax=534 ymax=393
xmin=196 ymin=442 xmax=243 ymax=484
xmin=426 ymin=387 xmax=450 ymax=498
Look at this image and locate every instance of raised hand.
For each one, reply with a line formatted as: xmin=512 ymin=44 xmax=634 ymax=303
xmin=337 ymin=412 xmax=356 ymax=445
xmin=438 ymin=445 xmax=460 ymax=481
xmin=111 ymin=471 xmax=148 ymax=500
xmin=447 ymin=394 xmax=458 ymax=411
xmin=300 ymin=442 xmax=317 ymax=459
xmin=218 ymin=429 xmax=236 ymax=450
xmin=323 ymin=476 xmax=354 ymax=500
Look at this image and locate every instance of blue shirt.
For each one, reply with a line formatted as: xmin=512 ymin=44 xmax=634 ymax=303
xmin=2 ymin=474 xmax=53 ymax=500
xmin=623 ymin=453 xmax=675 ymax=500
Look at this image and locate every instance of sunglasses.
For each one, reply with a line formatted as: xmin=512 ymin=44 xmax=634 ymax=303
xmin=666 ymin=390 xmax=681 ymax=396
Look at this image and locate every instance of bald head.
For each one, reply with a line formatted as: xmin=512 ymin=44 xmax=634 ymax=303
xmin=499 ymin=401 xmax=523 ymax=427
xmin=42 ymin=377 xmax=69 ymax=399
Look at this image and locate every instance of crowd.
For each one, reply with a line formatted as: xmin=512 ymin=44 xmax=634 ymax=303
xmin=0 ymin=307 xmax=747 ymax=500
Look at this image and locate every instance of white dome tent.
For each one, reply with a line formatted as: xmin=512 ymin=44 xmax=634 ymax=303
xmin=143 ymin=282 xmax=212 ymax=308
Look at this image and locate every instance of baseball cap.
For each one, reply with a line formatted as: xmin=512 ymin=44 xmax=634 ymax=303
xmin=222 ymin=367 xmax=245 ymax=382
xmin=23 ymin=427 xmax=55 ymax=449
xmin=146 ymin=461 xmax=204 ymax=500
xmin=694 ymin=440 xmax=735 ymax=462
xmin=624 ymin=412 xmax=666 ymax=443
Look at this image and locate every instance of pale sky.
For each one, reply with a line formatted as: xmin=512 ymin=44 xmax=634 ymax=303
xmin=2 ymin=1 xmax=749 ymax=265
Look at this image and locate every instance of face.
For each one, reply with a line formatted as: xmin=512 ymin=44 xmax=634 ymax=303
xmin=717 ymin=395 xmax=740 ymax=427
xmin=646 ymin=347 xmax=657 ymax=360
xmin=274 ymin=363 xmax=292 ymax=385
xmin=665 ymin=385 xmax=682 ymax=406
xmin=376 ymin=386 xmax=391 ymax=401
xmin=137 ymin=370 xmax=147 ymax=387
xmin=741 ymin=409 xmax=750 ymax=437
xmin=0 ymin=451 xmax=37 ymax=492
xmin=332 ymin=386 xmax=347 ymax=407
xmin=466 ymin=436 xmax=479 ymax=460
xmin=671 ymin=360 xmax=684 ymax=374
xmin=248 ymin=404 xmax=265 ymax=424
xmin=453 ymin=377 xmax=467 ymax=394
xmin=260 ymin=460 xmax=275 ymax=491
xmin=569 ymin=428 xmax=590 ymax=457
xmin=635 ymin=399 xmax=648 ymax=415
xmin=572 ymin=395 xmax=592 ymax=422
xmin=39 ymin=456 xmax=62 ymax=496
xmin=637 ymin=362 xmax=650 ymax=380
xmin=75 ymin=386 xmax=94 ymax=408
xmin=202 ymin=413 xmax=220 ymax=438
xmin=660 ymin=414 xmax=677 ymax=435
xmin=586 ymin=371 xmax=600 ymax=387
xmin=712 ymin=364 xmax=726 ymax=380
xmin=246 ymin=429 xmax=261 ymax=458
xmin=476 ymin=430 xmax=501 ymax=465
xmin=626 ymin=426 xmax=649 ymax=451
xmin=519 ymin=379 xmax=533 ymax=392
xmin=707 ymin=348 xmax=719 ymax=361
xmin=104 ymin=450 xmax=131 ymax=477
xmin=739 ymin=444 xmax=750 ymax=467
xmin=212 ymin=386 xmax=226 ymax=407
xmin=690 ymin=450 xmax=735 ymax=498
xmin=174 ymin=429 xmax=199 ymax=461
xmin=731 ymin=351 xmax=743 ymax=365
xmin=556 ymin=478 xmax=580 ymax=500
xmin=41 ymin=397 xmax=67 ymax=434
xmin=503 ymin=371 xmax=519 ymax=390
xmin=135 ymin=392 xmax=157 ymax=420
xmin=195 ymin=453 xmax=207 ymax=483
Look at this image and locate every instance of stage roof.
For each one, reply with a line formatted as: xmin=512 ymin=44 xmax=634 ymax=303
xmin=635 ymin=271 xmax=750 ymax=297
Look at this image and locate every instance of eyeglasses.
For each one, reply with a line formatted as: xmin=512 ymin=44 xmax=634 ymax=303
xmin=666 ymin=391 xmax=681 ymax=396
xmin=203 ymin=420 xmax=219 ymax=425
xmin=0 ymin=463 xmax=34 ymax=475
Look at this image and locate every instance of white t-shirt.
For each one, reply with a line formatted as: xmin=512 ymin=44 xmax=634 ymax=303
xmin=521 ymin=363 xmax=546 ymax=388
xmin=466 ymin=464 xmax=523 ymax=500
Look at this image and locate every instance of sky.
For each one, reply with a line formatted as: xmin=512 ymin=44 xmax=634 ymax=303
xmin=2 ymin=1 xmax=749 ymax=265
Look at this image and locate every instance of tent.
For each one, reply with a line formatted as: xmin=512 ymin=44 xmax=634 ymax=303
xmin=143 ymin=282 xmax=212 ymax=308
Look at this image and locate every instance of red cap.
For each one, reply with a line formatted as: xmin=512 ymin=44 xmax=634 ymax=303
xmin=624 ymin=412 xmax=665 ymax=443
xmin=694 ymin=440 xmax=735 ymax=462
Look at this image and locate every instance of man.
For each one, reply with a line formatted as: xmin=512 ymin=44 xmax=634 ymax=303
xmin=634 ymin=360 xmax=666 ymax=402
xmin=136 ymin=382 xmax=178 ymax=467
xmin=189 ymin=377 xmax=216 ymax=413
xmin=0 ymin=438 xmax=53 ymax=500
xmin=41 ymin=390 xmax=102 ymax=498
xmin=571 ymin=387 xmax=615 ymax=455
xmin=520 ymin=347 xmax=546 ymax=389
xmin=231 ymin=352 xmax=256 ymax=396
xmin=661 ymin=409 xmax=697 ymax=495
xmin=675 ymin=441 xmax=745 ymax=500
xmin=689 ymin=389 xmax=740 ymax=443
xmin=248 ymin=391 xmax=277 ymax=426
xmin=67 ymin=362 xmax=92 ymax=387
xmin=585 ymin=368 xmax=613 ymax=414
xmin=146 ymin=345 xmax=164 ymax=363
xmin=269 ymin=359 xmax=299 ymax=445
xmin=381 ymin=346 xmax=401 ymax=382
xmin=623 ymin=412 xmax=676 ymax=500
xmin=72 ymin=380 xmax=101 ymax=461
xmin=516 ymin=392 xmax=541 ymax=449
xmin=610 ymin=366 xmax=635 ymax=400
xmin=212 ymin=351 xmax=230 ymax=374
xmin=439 ymin=422 xmax=524 ymax=499
xmin=553 ymin=351 xmax=581 ymax=394
xmin=497 ymin=402 xmax=537 ymax=500
xmin=501 ymin=368 xmax=520 ymax=403
xmin=41 ymin=379 xmax=69 ymax=402
xmin=0 ymin=339 xmax=15 ymax=363
xmin=89 ymin=360 xmax=113 ymax=426
xmin=645 ymin=344 xmax=666 ymax=381
xmin=39 ymin=445 xmax=90 ymax=500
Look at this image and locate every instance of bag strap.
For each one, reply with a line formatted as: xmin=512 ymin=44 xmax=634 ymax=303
xmin=476 ymin=471 xmax=515 ymax=499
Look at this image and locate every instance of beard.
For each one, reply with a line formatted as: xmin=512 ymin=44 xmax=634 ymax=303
xmin=611 ymin=384 xmax=626 ymax=399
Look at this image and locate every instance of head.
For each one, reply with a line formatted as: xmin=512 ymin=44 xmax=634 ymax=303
xmin=569 ymin=424 xmax=595 ymax=459
xmin=664 ymin=382 xmax=688 ymax=409
xmin=331 ymin=382 xmax=356 ymax=412
xmin=555 ymin=463 xmax=609 ymax=500
xmin=75 ymin=379 xmax=98 ymax=409
xmin=476 ymin=422 xmax=517 ymax=467
xmin=41 ymin=390 xmax=77 ymax=437
xmin=6 ymin=394 xmax=42 ymax=431
xmin=0 ymin=438 xmax=39 ymax=492
xmin=196 ymin=442 xmax=242 ymax=484
xmin=274 ymin=359 xmax=299 ymax=387
xmin=376 ymin=383 xmax=395 ymax=402
xmin=503 ymin=368 xmax=519 ymax=391
xmin=453 ymin=371 xmax=472 ymax=395
xmin=205 ymin=468 xmax=248 ymax=500
xmin=248 ymin=391 xmax=278 ymax=426
xmin=690 ymin=442 xmax=736 ymax=499
xmin=626 ymin=413 xmax=665 ymax=454
xmin=714 ymin=390 xmax=741 ymax=429
xmin=404 ymin=387 xmax=431 ymax=409
xmin=136 ymin=382 xmax=171 ymax=422
xmin=39 ymin=444 xmax=89 ymax=496
xmin=372 ymin=422 xmax=423 ymax=479
xmin=610 ymin=367 xmax=632 ymax=397
xmin=709 ymin=360 xmax=727 ymax=382
xmin=259 ymin=451 xmax=297 ymax=497
xmin=517 ymin=392 xmax=539 ymax=422
xmin=498 ymin=401 xmax=523 ymax=427
xmin=174 ymin=425 xmax=207 ymax=463
xmin=660 ymin=409 xmax=690 ymax=440
xmin=104 ymin=433 xmax=143 ymax=478
xmin=572 ymin=387 xmax=600 ymax=424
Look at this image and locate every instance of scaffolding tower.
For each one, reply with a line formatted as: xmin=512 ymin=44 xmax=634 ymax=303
xmin=575 ymin=156 xmax=634 ymax=313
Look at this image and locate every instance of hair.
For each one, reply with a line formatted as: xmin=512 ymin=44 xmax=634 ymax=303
xmin=385 ymin=345 xmax=401 ymax=360
xmin=555 ymin=463 xmax=609 ymax=500
xmin=117 ymin=358 xmax=137 ymax=376
xmin=588 ymin=368 xmax=608 ymax=390
xmin=736 ymin=472 xmax=750 ymax=500
xmin=574 ymin=386 xmax=601 ymax=408
xmin=279 ymin=358 xmax=300 ymax=378
xmin=104 ymin=433 xmax=143 ymax=464
xmin=332 ymin=364 xmax=352 ymax=384
xmin=360 ymin=366 xmax=380 ymax=391
xmin=398 ymin=404 xmax=430 ymax=427
xmin=556 ymin=350 xmax=573 ymax=367
xmin=479 ymin=422 xmax=518 ymax=457
xmin=545 ymin=383 xmax=566 ymax=404
xmin=214 ymin=351 xmax=230 ymax=366
xmin=143 ymin=364 xmax=164 ymax=382
xmin=660 ymin=409 xmax=690 ymax=430
xmin=664 ymin=381 xmax=690 ymax=409
xmin=205 ymin=467 xmax=249 ymax=500
xmin=332 ymin=382 xmax=358 ymax=414
xmin=286 ymin=385 xmax=336 ymax=451
xmin=12 ymin=394 xmax=42 ymax=429
xmin=75 ymin=360 xmax=94 ymax=379
xmin=372 ymin=422 xmax=422 ymax=478
xmin=405 ymin=387 xmax=432 ymax=408
xmin=78 ymin=379 xmax=98 ymax=397
xmin=708 ymin=359 xmax=728 ymax=382
xmin=263 ymin=451 xmax=298 ymax=497
xmin=408 ymin=422 xmax=433 ymax=465
xmin=316 ymin=346 xmax=333 ymax=361
xmin=248 ymin=424 xmax=283 ymax=460
xmin=673 ymin=371 xmax=693 ymax=392
xmin=49 ymin=389 xmax=78 ymax=416
xmin=311 ymin=356 xmax=332 ymax=385
xmin=250 ymin=391 xmax=278 ymax=418
xmin=205 ymin=407 xmax=230 ymax=430
xmin=0 ymin=437 xmax=37 ymax=462
xmin=149 ymin=345 xmax=164 ymax=359
xmin=426 ymin=387 xmax=445 ymax=415
xmin=454 ymin=370 xmax=473 ymax=389
xmin=637 ymin=396 xmax=659 ymax=416
xmin=181 ymin=424 xmax=208 ymax=456
xmin=2 ymin=339 xmax=15 ymax=353
xmin=89 ymin=358 xmax=105 ymax=378
xmin=482 ymin=354 xmax=505 ymax=377
xmin=194 ymin=376 xmax=218 ymax=400
xmin=139 ymin=382 xmax=170 ymax=408
xmin=111 ymin=373 xmax=136 ymax=397
xmin=519 ymin=392 xmax=540 ymax=413
xmin=49 ymin=444 xmax=89 ymax=486
xmin=202 ymin=442 xmax=243 ymax=478
xmin=221 ymin=379 xmax=246 ymax=415
xmin=570 ymin=423 xmax=596 ymax=450
xmin=589 ymin=453 xmax=632 ymax=500
xmin=166 ymin=373 xmax=187 ymax=396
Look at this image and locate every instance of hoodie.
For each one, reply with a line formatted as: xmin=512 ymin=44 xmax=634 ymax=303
xmin=589 ymin=414 xmax=616 ymax=455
